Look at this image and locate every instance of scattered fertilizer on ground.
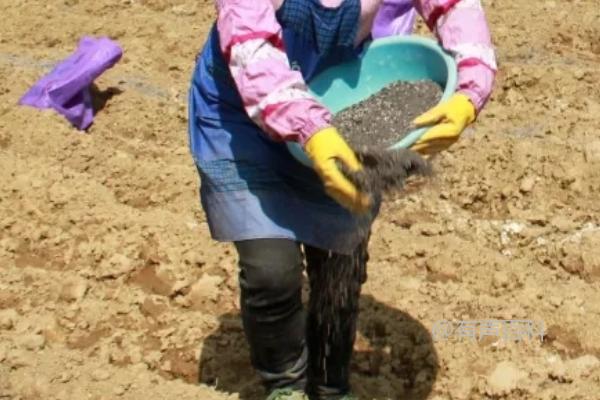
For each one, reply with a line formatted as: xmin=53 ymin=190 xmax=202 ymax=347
xmin=334 ymin=80 xmax=443 ymax=151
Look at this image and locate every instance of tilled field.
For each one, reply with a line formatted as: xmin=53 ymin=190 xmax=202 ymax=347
xmin=2 ymin=1 xmax=600 ymax=399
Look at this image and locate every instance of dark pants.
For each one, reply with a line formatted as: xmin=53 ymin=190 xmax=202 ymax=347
xmin=234 ymin=239 xmax=369 ymax=400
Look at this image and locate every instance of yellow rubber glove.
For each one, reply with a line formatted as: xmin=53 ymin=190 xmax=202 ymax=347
xmin=410 ymin=93 xmax=476 ymax=155
xmin=304 ymin=127 xmax=371 ymax=214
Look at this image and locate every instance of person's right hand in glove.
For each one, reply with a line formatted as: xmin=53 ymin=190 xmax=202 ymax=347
xmin=304 ymin=127 xmax=371 ymax=214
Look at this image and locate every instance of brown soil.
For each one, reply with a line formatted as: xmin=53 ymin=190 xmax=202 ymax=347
xmin=2 ymin=1 xmax=600 ymax=400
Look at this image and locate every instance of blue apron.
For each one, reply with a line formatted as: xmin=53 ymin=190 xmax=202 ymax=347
xmin=188 ymin=0 xmax=376 ymax=254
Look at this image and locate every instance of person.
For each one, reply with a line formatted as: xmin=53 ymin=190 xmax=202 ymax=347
xmin=187 ymin=0 xmax=496 ymax=399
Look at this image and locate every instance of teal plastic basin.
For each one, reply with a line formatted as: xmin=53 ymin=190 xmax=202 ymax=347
xmin=287 ymin=35 xmax=457 ymax=167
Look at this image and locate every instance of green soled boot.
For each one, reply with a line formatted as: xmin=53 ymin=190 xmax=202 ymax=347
xmin=266 ymin=388 xmax=308 ymax=400
xmin=307 ymin=393 xmax=356 ymax=400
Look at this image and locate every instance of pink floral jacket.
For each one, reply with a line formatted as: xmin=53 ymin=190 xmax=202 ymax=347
xmin=215 ymin=0 xmax=497 ymax=144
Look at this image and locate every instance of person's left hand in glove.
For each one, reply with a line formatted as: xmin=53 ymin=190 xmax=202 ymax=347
xmin=410 ymin=93 xmax=476 ymax=155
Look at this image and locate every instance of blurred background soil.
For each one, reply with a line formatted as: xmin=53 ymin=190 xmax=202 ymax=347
xmin=2 ymin=0 xmax=600 ymax=399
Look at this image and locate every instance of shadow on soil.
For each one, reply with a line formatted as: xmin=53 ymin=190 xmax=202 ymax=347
xmin=90 ymin=84 xmax=123 ymax=114
xmin=198 ymin=294 xmax=439 ymax=400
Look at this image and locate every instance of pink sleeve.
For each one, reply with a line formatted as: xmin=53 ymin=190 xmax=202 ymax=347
xmin=412 ymin=0 xmax=497 ymax=112
xmin=215 ymin=0 xmax=331 ymax=144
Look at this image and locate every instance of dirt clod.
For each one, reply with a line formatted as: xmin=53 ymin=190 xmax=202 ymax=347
xmin=59 ymin=279 xmax=89 ymax=302
xmin=90 ymin=369 xmax=111 ymax=382
xmin=486 ymin=361 xmax=526 ymax=396
xmin=0 ymin=309 xmax=18 ymax=330
xmin=18 ymin=334 xmax=46 ymax=351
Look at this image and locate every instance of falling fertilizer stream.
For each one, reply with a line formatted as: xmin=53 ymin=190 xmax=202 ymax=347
xmin=314 ymin=81 xmax=440 ymax=362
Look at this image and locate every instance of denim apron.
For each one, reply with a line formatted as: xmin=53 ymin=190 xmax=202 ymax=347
xmin=188 ymin=0 xmax=375 ymax=254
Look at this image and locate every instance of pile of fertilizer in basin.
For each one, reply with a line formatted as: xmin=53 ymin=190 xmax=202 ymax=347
xmin=332 ymin=80 xmax=442 ymax=195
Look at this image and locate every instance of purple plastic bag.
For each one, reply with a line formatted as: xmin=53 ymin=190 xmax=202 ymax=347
xmin=372 ymin=0 xmax=417 ymax=39
xmin=19 ymin=36 xmax=123 ymax=130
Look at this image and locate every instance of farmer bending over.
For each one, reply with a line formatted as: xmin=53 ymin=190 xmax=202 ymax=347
xmin=187 ymin=0 xmax=496 ymax=399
